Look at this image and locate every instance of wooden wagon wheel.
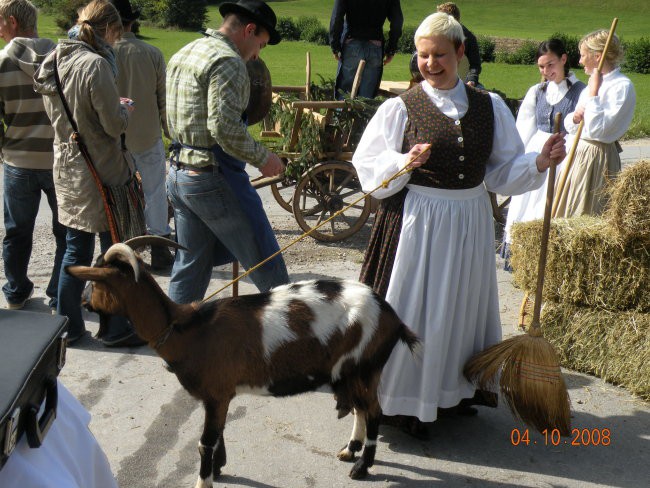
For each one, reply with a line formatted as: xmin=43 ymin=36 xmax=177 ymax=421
xmin=270 ymin=177 xmax=295 ymax=213
xmin=292 ymin=161 xmax=371 ymax=242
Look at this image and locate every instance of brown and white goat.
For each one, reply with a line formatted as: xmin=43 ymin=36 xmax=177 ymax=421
xmin=66 ymin=239 xmax=419 ymax=486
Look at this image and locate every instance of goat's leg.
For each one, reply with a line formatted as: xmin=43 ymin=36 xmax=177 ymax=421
xmin=212 ymin=398 xmax=231 ymax=477
xmin=337 ymin=408 xmax=366 ymax=462
xmin=195 ymin=400 xmax=223 ymax=488
xmin=349 ymin=377 xmax=382 ymax=479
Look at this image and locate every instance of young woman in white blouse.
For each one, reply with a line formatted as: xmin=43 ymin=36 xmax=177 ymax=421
xmin=554 ymin=30 xmax=636 ymax=217
xmin=502 ymin=39 xmax=586 ymax=270
xmin=352 ymin=12 xmax=566 ymax=439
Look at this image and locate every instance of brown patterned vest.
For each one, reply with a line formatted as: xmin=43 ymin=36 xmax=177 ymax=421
xmin=400 ymin=84 xmax=494 ymax=189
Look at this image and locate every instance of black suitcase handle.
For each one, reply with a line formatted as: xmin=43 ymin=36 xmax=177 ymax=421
xmin=25 ymin=378 xmax=57 ymax=448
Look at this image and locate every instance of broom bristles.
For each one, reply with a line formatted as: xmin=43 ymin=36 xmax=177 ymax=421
xmin=464 ymin=334 xmax=571 ymax=435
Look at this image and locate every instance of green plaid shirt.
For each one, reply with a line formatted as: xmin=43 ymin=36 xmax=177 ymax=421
xmin=166 ymin=29 xmax=268 ymax=168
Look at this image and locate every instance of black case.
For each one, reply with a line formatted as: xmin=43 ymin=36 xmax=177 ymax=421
xmin=0 ymin=310 xmax=68 ymax=470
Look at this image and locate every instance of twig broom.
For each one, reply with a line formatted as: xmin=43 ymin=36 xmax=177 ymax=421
xmin=464 ymin=114 xmax=571 ymax=435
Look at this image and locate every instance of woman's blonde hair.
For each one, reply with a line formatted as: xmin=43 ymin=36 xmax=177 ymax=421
xmin=580 ymin=29 xmax=624 ymax=68
xmin=414 ymin=12 xmax=465 ymax=49
xmin=76 ymin=0 xmax=122 ymax=49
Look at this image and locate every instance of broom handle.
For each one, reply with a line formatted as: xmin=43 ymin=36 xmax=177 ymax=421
xmin=552 ymin=18 xmax=618 ymax=217
xmin=530 ymin=113 xmax=562 ymax=333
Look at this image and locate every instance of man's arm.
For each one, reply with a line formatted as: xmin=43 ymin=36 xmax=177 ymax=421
xmin=385 ymin=0 xmax=404 ymax=58
xmin=208 ymin=56 xmax=268 ymax=168
xmin=329 ymin=0 xmax=347 ymax=58
xmin=463 ymin=26 xmax=482 ymax=85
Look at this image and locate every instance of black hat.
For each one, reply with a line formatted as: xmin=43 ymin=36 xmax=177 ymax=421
xmin=110 ymin=0 xmax=141 ymax=23
xmin=219 ymin=0 xmax=281 ymax=45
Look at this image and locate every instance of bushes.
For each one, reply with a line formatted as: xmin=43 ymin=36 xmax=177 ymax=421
xmin=276 ymin=16 xmax=300 ymax=41
xmin=296 ymin=16 xmax=328 ymax=45
xmin=623 ymin=37 xmax=650 ymax=74
xmin=396 ymin=25 xmax=416 ymax=55
xmin=495 ymin=39 xmax=538 ymax=65
xmin=477 ymin=35 xmax=495 ymax=62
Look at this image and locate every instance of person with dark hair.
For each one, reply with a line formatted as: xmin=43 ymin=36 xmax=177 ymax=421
xmin=165 ymin=0 xmax=289 ymax=304
xmin=34 ymin=0 xmax=144 ymax=347
xmin=502 ymin=38 xmax=586 ymax=270
xmin=352 ymin=13 xmax=565 ymax=439
xmin=111 ymin=0 xmax=175 ymax=270
xmin=0 ymin=0 xmax=66 ymax=312
xmin=554 ymin=29 xmax=636 ymax=217
xmin=436 ymin=2 xmax=481 ymax=86
xmin=329 ymin=0 xmax=403 ymax=99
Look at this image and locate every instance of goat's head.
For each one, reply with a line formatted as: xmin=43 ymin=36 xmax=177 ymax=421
xmin=65 ymin=236 xmax=185 ymax=316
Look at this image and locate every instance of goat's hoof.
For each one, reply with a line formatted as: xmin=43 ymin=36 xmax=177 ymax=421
xmin=349 ymin=460 xmax=369 ymax=479
xmin=337 ymin=446 xmax=356 ymax=463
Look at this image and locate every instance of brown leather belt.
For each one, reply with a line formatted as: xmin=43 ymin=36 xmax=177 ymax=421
xmin=170 ymin=161 xmax=213 ymax=173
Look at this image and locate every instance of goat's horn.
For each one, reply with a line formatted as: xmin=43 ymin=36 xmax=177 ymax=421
xmin=123 ymin=235 xmax=187 ymax=252
xmin=103 ymin=243 xmax=141 ymax=282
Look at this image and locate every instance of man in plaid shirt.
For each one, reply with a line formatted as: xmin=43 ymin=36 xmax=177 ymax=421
xmin=166 ymin=0 xmax=289 ymax=304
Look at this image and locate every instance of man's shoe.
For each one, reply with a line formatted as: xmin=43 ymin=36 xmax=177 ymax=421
xmin=67 ymin=329 xmax=89 ymax=346
xmin=5 ymin=289 xmax=34 ymax=310
xmin=101 ymin=330 xmax=147 ymax=348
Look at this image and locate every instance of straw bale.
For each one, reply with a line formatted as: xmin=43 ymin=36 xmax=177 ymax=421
xmin=510 ymin=216 xmax=650 ymax=311
xmin=604 ymin=160 xmax=650 ymax=242
xmin=541 ymin=302 xmax=650 ymax=401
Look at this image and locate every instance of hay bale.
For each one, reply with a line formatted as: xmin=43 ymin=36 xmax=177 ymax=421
xmin=510 ymin=216 xmax=650 ymax=311
xmin=541 ymin=302 xmax=650 ymax=401
xmin=604 ymin=160 xmax=650 ymax=242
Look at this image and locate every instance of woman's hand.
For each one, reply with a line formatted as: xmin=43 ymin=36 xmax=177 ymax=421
xmin=587 ymin=70 xmax=603 ymax=97
xmin=572 ymin=106 xmax=585 ymax=124
xmin=404 ymin=143 xmax=431 ymax=169
xmin=120 ymin=97 xmax=135 ymax=113
xmin=536 ymin=133 xmax=566 ymax=172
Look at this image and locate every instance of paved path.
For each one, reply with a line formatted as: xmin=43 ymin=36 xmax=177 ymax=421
xmin=1 ymin=140 xmax=649 ymax=487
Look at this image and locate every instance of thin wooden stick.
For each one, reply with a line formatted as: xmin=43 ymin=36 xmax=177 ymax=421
xmin=552 ymin=18 xmax=618 ymax=217
xmin=529 ymin=113 xmax=562 ymax=334
xmin=202 ymin=144 xmax=431 ymax=303
xmin=350 ymin=59 xmax=366 ymax=99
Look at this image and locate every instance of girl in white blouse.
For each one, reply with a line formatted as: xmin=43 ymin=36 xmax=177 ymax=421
xmin=554 ymin=30 xmax=636 ymax=217
xmin=502 ymin=39 xmax=586 ymax=270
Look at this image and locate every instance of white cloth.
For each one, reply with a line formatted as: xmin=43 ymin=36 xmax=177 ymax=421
xmin=0 ymin=381 xmax=117 ymax=488
xmin=564 ymin=68 xmax=636 ymax=143
xmin=504 ymin=75 xmax=582 ymax=243
xmin=352 ymin=79 xmax=548 ymax=422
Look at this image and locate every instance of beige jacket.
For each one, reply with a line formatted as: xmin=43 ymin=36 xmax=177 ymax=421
xmin=34 ymin=40 xmax=131 ymax=233
xmin=114 ymin=32 xmax=168 ymax=152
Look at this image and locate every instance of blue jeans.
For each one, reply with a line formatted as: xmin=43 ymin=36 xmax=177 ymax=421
xmin=131 ymin=139 xmax=172 ymax=236
xmin=166 ymin=166 xmax=289 ymax=304
xmin=57 ymin=228 xmax=133 ymax=338
xmin=335 ymin=39 xmax=384 ymax=99
xmin=2 ymin=165 xmax=66 ymax=307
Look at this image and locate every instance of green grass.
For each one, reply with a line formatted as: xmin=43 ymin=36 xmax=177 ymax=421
xmin=19 ymin=2 xmax=650 ymax=138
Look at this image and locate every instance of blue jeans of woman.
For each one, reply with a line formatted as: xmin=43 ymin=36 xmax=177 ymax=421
xmin=166 ymin=165 xmax=289 ymax=304
xmin=57 ymin=227 xmax=133 ymax=338
xmin=2 ymin=165 xmax=66 ymax=307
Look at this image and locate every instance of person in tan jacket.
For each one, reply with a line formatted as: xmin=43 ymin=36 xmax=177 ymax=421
xmin=34 ymin=0 xmax=144 ymax=347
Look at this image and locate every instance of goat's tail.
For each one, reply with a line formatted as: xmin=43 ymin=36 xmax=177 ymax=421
xmin=399 ymin=324 xmax=422 ymax=361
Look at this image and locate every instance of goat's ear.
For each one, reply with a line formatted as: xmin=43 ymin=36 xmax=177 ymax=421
xmin=65 ymin=265 xmax=112 ymax=282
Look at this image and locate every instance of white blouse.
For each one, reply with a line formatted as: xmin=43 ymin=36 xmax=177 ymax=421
xmin=516 ymin=73 xmax=582 ymax=146
xmin=564 ymin=68 xmax=636 ymax=143
xmin=353 ymin=79 xmax=545 ymax=200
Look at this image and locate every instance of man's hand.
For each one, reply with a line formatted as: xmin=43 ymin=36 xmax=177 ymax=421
xmin=536 ymin=133 xmax=566 ymax=172
xmin=333 ymin=52 xmax=341 ymax=62
xmin=384 ymin=54 xmax=394 ymax=66
xmin=260 ymin=153 xmax=285 ymax=177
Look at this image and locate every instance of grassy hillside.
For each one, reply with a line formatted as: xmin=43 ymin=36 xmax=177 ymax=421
xmin=25 ymin=2 xmax=650 ymax=138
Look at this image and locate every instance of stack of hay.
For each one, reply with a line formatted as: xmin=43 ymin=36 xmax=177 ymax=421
xmin=510 ymin=161 xmax=650 ymax=400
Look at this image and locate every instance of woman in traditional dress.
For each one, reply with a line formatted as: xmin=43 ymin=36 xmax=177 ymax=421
xmin=553 ymin=30 xmax=636 ymax=217
xmin=502 ymin=39 xmax=586 ymax=270
xmin=352 ymin=12 xmax=566 ymax=438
